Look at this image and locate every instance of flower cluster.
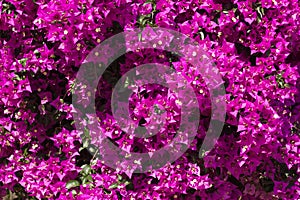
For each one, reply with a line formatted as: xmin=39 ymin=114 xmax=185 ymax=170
xmin=0 ymin=0 xmax=299 ymax=199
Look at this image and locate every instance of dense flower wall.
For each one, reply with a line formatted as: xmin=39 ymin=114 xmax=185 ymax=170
xmin=0 ymin=0 xmax=299 ymax=199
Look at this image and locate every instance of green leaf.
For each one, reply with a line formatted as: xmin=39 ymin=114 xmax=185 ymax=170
xmin=142 ymin=18 xmax=149 ymax=27
xmin=14 ymin=74 xmax=23 ymax=81
xmin=199 ymin=149 xmax=208 ymax=158
xmin=88 ymin=146 xmax=96 ymax=154
xmin=109 ymin=182 xmax=119 ymax=189
xmin=18 ymin=58 xmax=28 ymax=67
xmin=90 ymin=159 xmax=97 ymax=166
xmin=86 ymin=175 xmax=93 ymax=182
xmin=82 ymin=127 xmax=91 ymax=148
xmin=256 ymin=7 xmax=264 ymax=18
xmin=145 ymin=0 xmax=154 ymax=3
xmin=83 ymin=139 xmax=89 ymax=148
xmin=66 ymin=180 xmax=80 ymax=189
xmin=137 ymin=15 xmax=146 ymax=24
xmin=124 ymin=76 xmax=130 ymax=88
xmin=23 ymin=147 xmax=29 ymax=156
xmin=124 ymin=181 xmax=131 ymax=186
xmin=199 ymin=31 xmax=205 ymax=40
xmin=84 ymin=127 xmax=90 ymax=138
xmin=82 ymin=176 xmax=88 ymax=185
xmin=81 ymin=164 xmax=92 ymax=175
xmin=71 ymin=189 xmax=77 ymax=196
xmin=117 ymin=174 xmax=122 ymax=181
xmin=275 ymin=73 xmax=289 ymax=88
xmin=34 ymin=49 xmax=40 ymax=55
